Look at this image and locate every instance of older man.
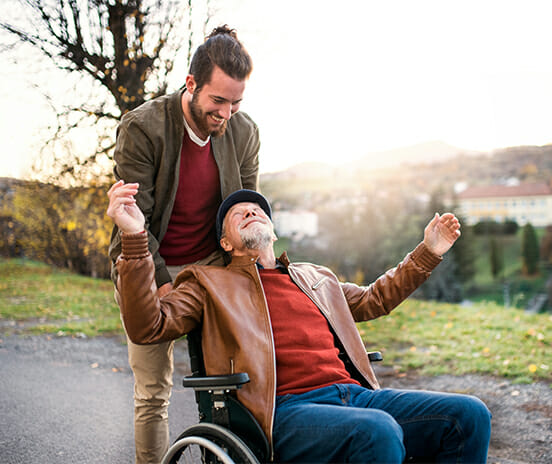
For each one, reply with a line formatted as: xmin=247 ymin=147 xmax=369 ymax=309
xmin=108 ymin=182 xmax=491 ymax=463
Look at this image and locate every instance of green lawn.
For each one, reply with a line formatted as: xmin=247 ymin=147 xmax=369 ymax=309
xmin=359 ymin=299 xmax=552 ymax=384
xmin=0 ymin=258 xmax=121 ymax=337
xmin=1 ymin=258 xmax=551 ymax=384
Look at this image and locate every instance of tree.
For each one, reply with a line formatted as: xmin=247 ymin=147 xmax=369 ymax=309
xmin=521 ymin=222 xmax=539 ymax=275
xmin=0 ymin=178 xmax=25 ymax=257
xmin=9 ymin=180 xmax=113 ymax=277
xmin=1 ymin=0 xmax=214 ymax=184
xmin=540 ymin=225 xmax=552 ymax=266
xmin=289 ymin=185 xmax=425 ymax=285
xmin=414 ymin=253 xmax=463 ymax=303
xmin=489 ymin=237 xmax=503 ymax=280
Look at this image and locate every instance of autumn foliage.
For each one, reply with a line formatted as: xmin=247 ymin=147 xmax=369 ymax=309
xmin=1 ymin=179 xmax=112 ymax=278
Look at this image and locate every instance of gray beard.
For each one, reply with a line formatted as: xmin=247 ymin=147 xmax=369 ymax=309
xmin=240 ymin=228 xmax=273 ymax=250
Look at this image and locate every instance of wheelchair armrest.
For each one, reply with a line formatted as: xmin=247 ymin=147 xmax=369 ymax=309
xmin=368 ymin=351 xmax=383 ymax=363
xmin=182 ymin=372 xmax=250 ymax=391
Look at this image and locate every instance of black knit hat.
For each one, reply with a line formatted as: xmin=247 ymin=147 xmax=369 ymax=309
xmin=216 ymin=189 xmax=272 ymax=242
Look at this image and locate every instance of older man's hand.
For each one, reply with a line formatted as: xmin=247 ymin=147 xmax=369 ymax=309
xmin=107 ymin=180 xmax=145 ymax=234
xmin=423 ymin=213 xmax=461 ymax=257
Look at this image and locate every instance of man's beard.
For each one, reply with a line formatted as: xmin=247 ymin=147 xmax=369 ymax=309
xmin=239 ymin=224 xmax=274 ymax=250
xmin=190 ymin=91 xmax=228 ymax=138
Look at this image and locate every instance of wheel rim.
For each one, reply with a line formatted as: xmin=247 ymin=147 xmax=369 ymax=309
xmin=161 ymin=435 xmax=236 ymax=464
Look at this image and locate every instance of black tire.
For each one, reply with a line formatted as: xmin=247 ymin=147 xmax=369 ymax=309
xmin=162 ymin=423 xmax=260 ymax=464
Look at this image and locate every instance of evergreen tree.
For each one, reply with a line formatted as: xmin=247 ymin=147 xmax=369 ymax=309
xmin=490 ymin=237 xmax=503 ymax=279
xmin=451 ymin=217 xmax=476 ymax=283
xmin=540 ymin=225 xmax=552 ymax=265
xmin=521 ymin=223 xmax=539 ymax=275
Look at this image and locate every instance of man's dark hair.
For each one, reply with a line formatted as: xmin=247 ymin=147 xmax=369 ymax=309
xmin=189 ymin=25 xmax=253 ymax=90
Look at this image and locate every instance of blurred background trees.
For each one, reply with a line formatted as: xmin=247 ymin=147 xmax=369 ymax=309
xmin=0 ymin=0 xmax=214 ymax=276
xmin=1 ymin=2 xmax=550 ymax=311
xmin=522 ymin=223 xmax=540 ymax=276
xmin=1 ymin=0 xmax=214 ymax=185
xmin=2 ymin=180 xmax=111 ymax=277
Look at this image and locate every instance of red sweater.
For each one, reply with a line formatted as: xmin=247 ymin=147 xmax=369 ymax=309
xmin=159 ymin=132 xmax=221 ymax=265
xmin=259 ymin=268 xmax=359 ymax=395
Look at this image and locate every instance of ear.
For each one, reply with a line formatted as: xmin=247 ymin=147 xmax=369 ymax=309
xmin=220 ymin=237 xmax=233 ymax=253
xmin=186 ymin=75 xmax=197 ymax=94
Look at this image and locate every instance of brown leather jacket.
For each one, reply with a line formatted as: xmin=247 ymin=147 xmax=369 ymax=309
xmin=116 ymin=232 xmax=442 ymax=447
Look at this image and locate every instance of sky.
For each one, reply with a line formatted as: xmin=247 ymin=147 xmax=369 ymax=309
xmin=1 ymin=0 xmax=552 ymax=178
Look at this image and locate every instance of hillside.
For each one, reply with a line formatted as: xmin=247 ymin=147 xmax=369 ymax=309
xmin=260 ymin=142 xmax=552 ymax=202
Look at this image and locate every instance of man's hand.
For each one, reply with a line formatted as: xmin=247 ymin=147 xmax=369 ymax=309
xmin=423 ymin=213 xmax=461 ymax=256
xmin=107 ymin=180 xmax=145 ymax=234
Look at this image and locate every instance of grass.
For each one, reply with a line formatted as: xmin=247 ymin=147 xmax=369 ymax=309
xmin=1 ymin=258 xmax=551 ymax=384
xmin=0 ymin=258 xmax=122 ymax=337
xmin=359 ymin=299 xmax=552 ymax=384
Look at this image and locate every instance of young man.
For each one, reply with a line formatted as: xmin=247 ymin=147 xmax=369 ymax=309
xmin=108 ymin=183 xmax=492 ymax=463
xmin=108 ymin=26 xmax=260 ymax=463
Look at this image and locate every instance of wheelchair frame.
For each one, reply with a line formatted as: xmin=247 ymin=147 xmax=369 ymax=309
xmin=162 ymin=329 xmax=382 ymax=464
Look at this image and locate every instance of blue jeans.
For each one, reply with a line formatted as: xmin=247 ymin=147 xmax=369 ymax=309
xmin=273 ymin=384 xmax=491 ymax=463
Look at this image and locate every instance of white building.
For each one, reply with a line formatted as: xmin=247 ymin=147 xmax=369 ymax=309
xmin=457 ymin=182 xmax=552 ymax=226
xmin=273 ymin=210 xmax=318 ymax=240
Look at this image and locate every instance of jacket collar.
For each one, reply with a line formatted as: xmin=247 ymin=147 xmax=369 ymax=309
xmin=277 ymin=251 xmax=291 ymax=268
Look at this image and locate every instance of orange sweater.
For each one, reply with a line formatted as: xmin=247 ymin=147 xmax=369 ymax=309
xmin=259 ymin=269 xmax=360 ymax=395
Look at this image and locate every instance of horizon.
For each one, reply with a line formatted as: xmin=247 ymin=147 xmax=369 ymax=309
xmin=3 ymin=139 xmax=550 ymax=182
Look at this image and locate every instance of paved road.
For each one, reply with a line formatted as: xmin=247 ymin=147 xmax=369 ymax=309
xmin=0 ymin=334 xmax=197 ymax=463
xmin=3 ymin=333 xmax=549 ymax=464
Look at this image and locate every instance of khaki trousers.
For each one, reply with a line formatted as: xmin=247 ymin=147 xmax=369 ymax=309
xmin=121 ymin=249 xmax=226 ymax=464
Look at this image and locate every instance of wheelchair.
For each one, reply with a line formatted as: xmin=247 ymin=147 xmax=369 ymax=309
xmin=161 ymin=329 xmax=383 ymax=464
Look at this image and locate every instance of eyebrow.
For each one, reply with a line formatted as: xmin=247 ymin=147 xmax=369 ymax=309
xmin=229 ymin=203 xmax=261 ymax=214
xmin=210 ymin=94 xmax=243 ymax=105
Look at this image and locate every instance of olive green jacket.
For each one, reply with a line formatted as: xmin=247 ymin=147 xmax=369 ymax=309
xmin=108 ymin=89 xmax=260 ymax=287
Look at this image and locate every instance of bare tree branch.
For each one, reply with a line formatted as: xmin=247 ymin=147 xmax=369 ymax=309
xmin=1 ymin=0 xmax=216 ymax=184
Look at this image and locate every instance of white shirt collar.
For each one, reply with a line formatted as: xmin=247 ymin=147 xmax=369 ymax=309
xmin=183 ymin=113 xmax=210 ymax=147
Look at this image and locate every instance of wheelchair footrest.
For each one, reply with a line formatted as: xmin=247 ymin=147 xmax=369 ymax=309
xmin=182 ymin=372 xmax=250 ymax=391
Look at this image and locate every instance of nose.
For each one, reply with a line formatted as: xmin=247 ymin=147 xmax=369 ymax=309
xmin=244 ymin=208 xmax=257 ymax=218
xmin=219 ymin=102 xmax=232 ymax=120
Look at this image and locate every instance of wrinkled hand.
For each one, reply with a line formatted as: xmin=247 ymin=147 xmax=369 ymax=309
xmin=106 ymin=180 xmax=145 ymax=234
xmin=423 ymin=213 xmax=461 ymax=256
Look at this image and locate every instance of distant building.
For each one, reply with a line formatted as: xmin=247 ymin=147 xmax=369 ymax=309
xmin=457 ymin=182 xmax=552 ymax=226
xmin=273 ymin=210 xmax=318 ymax=240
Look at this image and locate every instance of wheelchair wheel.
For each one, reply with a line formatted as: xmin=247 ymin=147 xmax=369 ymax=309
xmin=162 ymin=423 xmax=260 ymax=464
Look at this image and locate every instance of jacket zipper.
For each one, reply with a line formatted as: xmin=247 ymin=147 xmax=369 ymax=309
xmin=252 ymin=264 xmax=277 ymax=460
xmin=288 ymin=269 xmax=331 ymax=319
xmin=287 ymin=266 xmax=373 ymax=388
xmin=311 ymin=276 xmax=327 ymax=290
